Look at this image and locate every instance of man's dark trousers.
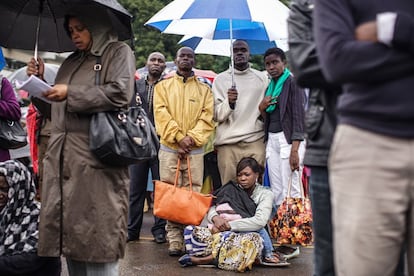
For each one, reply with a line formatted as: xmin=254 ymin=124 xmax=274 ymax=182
xmin=128 ymin=159 xmax=166 ymax=240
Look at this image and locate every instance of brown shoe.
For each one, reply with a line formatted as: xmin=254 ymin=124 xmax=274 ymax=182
xmin=168 ymin=241 xmax=183 ymax=256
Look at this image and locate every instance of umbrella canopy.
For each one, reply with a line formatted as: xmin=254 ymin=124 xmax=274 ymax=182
xmin=178 ymin=36 xmax=288 ymax=56
xmin=145 ymin=0 xmax=289 ymax=42
xmin=0 ymin=0 xmax=133 ymax=54
xmin=145 ymin=0 xmax=289 ymax=86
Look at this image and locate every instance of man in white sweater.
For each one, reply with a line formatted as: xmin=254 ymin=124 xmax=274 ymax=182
xmin=212 ymin=40 xmax=269 ymax=185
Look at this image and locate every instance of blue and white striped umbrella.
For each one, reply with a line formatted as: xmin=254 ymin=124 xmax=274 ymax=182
xmin=145 ymin=0 xmax=289 ymax=42
xmin=145 ymin=0 xmax=289 ymax=86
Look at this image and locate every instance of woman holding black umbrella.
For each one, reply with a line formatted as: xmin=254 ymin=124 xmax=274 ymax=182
xmin=26 ymin=5 xmax=135 ymax=276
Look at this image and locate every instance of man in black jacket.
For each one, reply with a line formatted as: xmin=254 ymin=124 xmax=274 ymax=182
xmin=314 ymin=0 xmax=414 ymax=275
xmin=287 ymin=1 xmax=340 ymax=275
xmin=128 ymin=52 xmax=167 ymax=244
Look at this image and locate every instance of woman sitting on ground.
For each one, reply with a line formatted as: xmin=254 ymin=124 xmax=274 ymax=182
xmin=0 ymin=160 xmax=61 ymax=275
xmin=179 ymin=157 xmax=289 ymax=271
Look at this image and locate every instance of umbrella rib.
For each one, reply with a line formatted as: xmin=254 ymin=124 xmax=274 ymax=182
xmin=16 ymin=1 xmax=30 ymax=18
xmin=45 ymin=0 xmax=62 ymax=52
xmin=46 ymin=0 xmax=57 ymax=20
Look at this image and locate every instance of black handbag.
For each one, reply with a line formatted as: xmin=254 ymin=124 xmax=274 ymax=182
xmin=0 ymin=78 xmax=28 ymax=149
xmin=89 ymin=58 xmax=159 ymax=166
xmin=0 ymin=120 xmax=28 ymax=149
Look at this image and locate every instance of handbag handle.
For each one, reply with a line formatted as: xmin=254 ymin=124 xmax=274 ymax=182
xmin=286 ymin=169 xmax=306 ymax=199
xmin=173 ymin=156 xmax=193 ymax=192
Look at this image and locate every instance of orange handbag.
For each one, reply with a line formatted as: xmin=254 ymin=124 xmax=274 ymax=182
xmin=153 ymin=156 xmax=213 ymax=225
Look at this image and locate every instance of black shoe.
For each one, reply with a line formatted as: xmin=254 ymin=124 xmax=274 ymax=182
xmin=154 ymin=234 xmax=167 ymax=244
xmin=127 ymin=235 xmax=139 ymax=243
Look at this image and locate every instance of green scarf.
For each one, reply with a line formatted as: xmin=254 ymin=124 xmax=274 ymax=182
xmin=265 ymin=68 xmax=290 ymax=113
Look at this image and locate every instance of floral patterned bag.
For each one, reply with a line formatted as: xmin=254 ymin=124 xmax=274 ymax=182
xmin=269 ymin=171 xmax=313 ymax=246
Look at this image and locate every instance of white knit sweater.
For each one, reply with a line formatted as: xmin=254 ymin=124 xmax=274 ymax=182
xmin=212 ymin=66 xmax=269 ymax=146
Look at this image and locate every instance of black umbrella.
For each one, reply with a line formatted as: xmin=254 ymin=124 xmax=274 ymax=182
xmin=0 ymin=0 xmax=133 ymax=56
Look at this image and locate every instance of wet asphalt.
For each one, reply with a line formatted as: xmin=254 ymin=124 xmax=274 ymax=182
xmin=62 ymin=210 xmax=314 ymax=276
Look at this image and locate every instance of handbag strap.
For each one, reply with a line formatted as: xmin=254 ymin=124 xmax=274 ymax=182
xmin=94 ymin=57 xmax=102 ymax=85
xmin=286 ymin=170 xmax=306 ymax=199
xmin=93 ymin=56 xmax=128 ymax=111
xmin=174 ymin=156 xmax=193 ymax=191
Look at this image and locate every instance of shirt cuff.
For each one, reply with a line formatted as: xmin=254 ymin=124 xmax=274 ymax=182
xmin=377 ymin=12 xmax=397 ymax=46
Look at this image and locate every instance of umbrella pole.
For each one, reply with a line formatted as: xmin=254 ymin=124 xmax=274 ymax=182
xmin=230 ymin=19 xmax=235 ymax=88
xmin=34 ymin=0 xmax=44 ymax=63
xmin=34 ymin=15 xmax=41 ymax=62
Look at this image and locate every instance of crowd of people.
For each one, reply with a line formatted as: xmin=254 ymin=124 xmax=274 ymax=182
xmin=0 ymin=0 xmax=412 ymax=275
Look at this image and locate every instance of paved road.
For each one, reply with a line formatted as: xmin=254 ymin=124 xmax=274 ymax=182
xmin=62 ymin=210 xmax=314 ymax=275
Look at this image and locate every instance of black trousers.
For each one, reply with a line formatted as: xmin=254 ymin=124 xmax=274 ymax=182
xmin=128 ymin=158 xmax=166 ymax=239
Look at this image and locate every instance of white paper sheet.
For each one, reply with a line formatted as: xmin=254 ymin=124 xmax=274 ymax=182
xmin=15 ymin=75 xmax=53 ymax=104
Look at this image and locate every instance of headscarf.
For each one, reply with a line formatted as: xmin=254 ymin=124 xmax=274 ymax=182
xmin=65 ymin=5 xmax=118 ymax=56
xmin=0 ymin=160 xmax=40 ymax=255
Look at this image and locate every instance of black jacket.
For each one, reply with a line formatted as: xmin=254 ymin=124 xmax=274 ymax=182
xmin=314 ymin=0 xmax=414 ymax=138
xmin=213 ymin=181 xmax=257 ymax=218
xmin=287 ymin=0 xmax=341 ymax=167
xmin=264 ymin=76 xmax=305 ymax=144
xmin=132 ymin=77 xmax=164 ymax=125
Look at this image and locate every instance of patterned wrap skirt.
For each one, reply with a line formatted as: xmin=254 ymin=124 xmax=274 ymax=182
xmin=184 ymin=225 xmax=263 ymax=272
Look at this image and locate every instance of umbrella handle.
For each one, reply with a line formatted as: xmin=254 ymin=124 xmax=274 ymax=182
xmin=230 ymin=62 xmax=235 ymax=88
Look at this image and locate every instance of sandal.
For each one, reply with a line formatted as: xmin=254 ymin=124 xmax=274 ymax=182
xmin=273 ymin=251 xmax=287 ymax=262
xmin=260 ymin=255 xmax=290 ymax=267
